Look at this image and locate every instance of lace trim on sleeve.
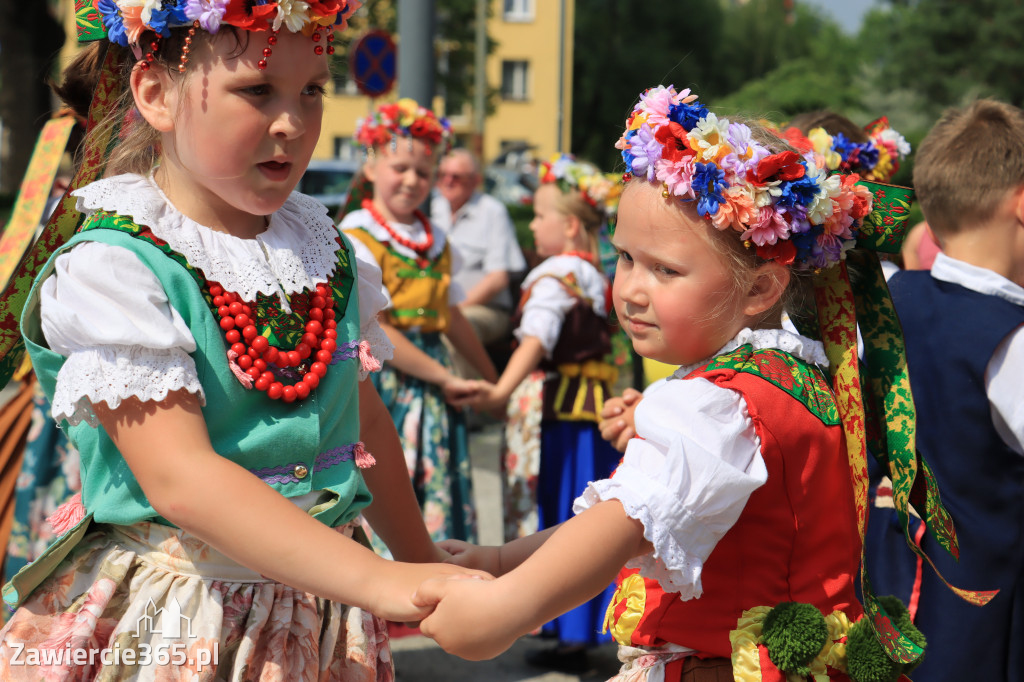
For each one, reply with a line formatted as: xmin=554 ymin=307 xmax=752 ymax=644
xmin=52 ymin=346 xmax=205 ymax=426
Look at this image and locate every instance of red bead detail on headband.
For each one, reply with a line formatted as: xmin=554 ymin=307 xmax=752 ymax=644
xmin=314 ymin=45 xmax=324 ymax=55
xmin=258 ymin=30 xmax=279 ymax=70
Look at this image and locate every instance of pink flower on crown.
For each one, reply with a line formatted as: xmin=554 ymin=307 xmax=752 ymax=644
xmin=742 ymin=205 xmax=792 ymax=246
xmin=656 ymin=154 xmax=697 ymax=199
xmin=119 ymin=4 xmax=146 ymax=46
xmin=637 ymin=86 xmax=677 ymax=129
xmin=185 ymin=0 xmax=229 ymax=32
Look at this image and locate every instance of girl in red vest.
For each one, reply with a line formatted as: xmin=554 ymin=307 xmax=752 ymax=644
xmin=413 ymin=86 xmax=926 ymax=681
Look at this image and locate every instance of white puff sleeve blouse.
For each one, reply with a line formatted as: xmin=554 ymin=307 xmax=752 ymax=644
xmin=40 ymin=173 xmax=393 ymax=427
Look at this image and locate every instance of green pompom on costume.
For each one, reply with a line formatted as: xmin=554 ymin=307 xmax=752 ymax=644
xmin=762 ymin=602 xmax=830 ymax=676
xmin=846 ymin=596 xmax=927 ymax=682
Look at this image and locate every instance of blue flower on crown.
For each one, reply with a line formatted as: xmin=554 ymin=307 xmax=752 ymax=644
xmin=146 ymin=7 xmax=173 ymax=36
xmin=165 ymin=0 xmax=190 ymax=24
xmin=668 ymin=100 xmax=709 ymax=132
xmin=853 ymin=142 xmax=879 ymax=170
xmin=693 ymin=162 xmax=727 ymax=217
xmin=98 ymin=0 xmax=128 ymax=46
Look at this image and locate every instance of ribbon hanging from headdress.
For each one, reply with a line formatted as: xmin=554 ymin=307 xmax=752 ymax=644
xmin=0 ymin=43 xmax=125 ymax=385
xmin=813 ymin=179 xmax=997 ymax=665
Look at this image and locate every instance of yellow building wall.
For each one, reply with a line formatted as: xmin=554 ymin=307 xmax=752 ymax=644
xmin=481 ymin=0 xmax=574 ymax=163
xmin=319 ymin=0 xmax=574 ymax=165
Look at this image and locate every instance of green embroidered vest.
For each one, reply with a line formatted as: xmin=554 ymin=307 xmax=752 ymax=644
xmin=6 ymin=212 xmax=371 ymax=605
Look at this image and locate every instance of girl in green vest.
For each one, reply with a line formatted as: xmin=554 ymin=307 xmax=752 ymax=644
xmin=0 ymin=3 xmax=487 ymax=679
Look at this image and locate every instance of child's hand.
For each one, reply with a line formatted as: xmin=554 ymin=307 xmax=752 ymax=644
xmin=414 ymin=576 xmax=522 ymax=661
xmin=466 ymin=383 xmax=507 ymax=414
xmin=600 ymin=388 xmax=643 ymax=452
xmin=436 ymin=540 xmax=502 ymax=575
xmin=372 ymin=561 xmax=493 ymax=624
xmin=442 ymin=377 xmax=487 ymax=406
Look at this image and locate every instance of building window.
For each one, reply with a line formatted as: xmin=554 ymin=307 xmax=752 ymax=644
xmin=501 ymin=60 xmax=529 ymax=101
xmin=503 ymin=0 xmax=533 ymax=22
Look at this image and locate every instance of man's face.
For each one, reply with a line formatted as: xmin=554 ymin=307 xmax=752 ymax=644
xmin=437 ymin=155 xmax=478 ymax=211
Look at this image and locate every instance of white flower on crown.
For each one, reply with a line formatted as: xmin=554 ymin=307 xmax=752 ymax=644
xmin=139 ymin=0 xmax=161 ymax=26
xmin=878 ymin=128 xmax=912 ymax=158
xmin=273 ymin=0 xmax=311 ymax=32
xmin=807 ymin=171 xmax=842 ymax=226
xmin=688 ymin=113 xmax=731 ymax=164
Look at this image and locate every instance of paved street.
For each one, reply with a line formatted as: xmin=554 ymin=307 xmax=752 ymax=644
xmin=390 ymin=421 xmax=621 ymax=681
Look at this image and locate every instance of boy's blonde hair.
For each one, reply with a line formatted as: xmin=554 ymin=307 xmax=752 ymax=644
xmin=914 ymin=99 xmax=1024 ymax=238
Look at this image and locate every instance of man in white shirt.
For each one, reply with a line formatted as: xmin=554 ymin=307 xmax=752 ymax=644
xmin=431 ymin=149 xmax=527 ymax=373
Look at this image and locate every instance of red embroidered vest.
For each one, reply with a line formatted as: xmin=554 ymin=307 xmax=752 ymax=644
xmin=603 ymin=346 xmax=863 ymax=658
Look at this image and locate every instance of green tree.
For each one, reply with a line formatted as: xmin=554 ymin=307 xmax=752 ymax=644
xmin=862 ymin=0 xmax=1024 ymax=114
xmin=570 ymin=0 xmax=725 ymax=172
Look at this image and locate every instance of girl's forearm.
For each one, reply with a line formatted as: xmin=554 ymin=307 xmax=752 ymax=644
xmin=381 ymin=321 xmax=454 ymax=385
xmin=497 ymin=500 xmax=649 ymax=636
xmin=447 ymin=307 xmax=498 ymax=382
xmin=491 ymin=336 xmax=545 ymax=403
xmin=96 ymin=392 xmax=404 ymax=613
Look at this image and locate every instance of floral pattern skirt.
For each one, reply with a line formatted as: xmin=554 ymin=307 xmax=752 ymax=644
xmin=5 ymin=380 xmax=81 ymax=583
xmin=0 ymin=522 xmax=393 ymax=681
xmin=370 ymin=330 xmax=475 ymax=551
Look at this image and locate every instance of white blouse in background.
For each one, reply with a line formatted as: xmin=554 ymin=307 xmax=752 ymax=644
xmin=573 ymin=327 xmax=829 ymax=599
xmin=40 ymin=173 xmax=393 ymax=427
xmin=514 ymin=254 xmax=609 ymax=357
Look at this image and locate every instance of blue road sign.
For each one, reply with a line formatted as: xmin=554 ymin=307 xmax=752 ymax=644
xmin=350 ymin=30 xmax=397 ymax=99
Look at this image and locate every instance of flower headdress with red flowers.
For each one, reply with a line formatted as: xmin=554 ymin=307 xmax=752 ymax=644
xmin=781 ymin=117 xmax=912 ymax=184
xmin=616 ymin=85 xmax=876 ymax=270
xmin=77 ymin=0 xmax=361 ymax=70
xmin=537 ymin=153 xmax=622 ymax=218
xmin=354 ymin=98 xmax=452 ymax=154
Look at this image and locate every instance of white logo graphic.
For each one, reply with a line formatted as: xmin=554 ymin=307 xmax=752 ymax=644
xmin=133 ymin=597 xmax=196 ymax=639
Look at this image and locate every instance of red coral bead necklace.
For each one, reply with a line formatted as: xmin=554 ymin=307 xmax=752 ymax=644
xmin=207 ymin=281 xmax=339 ymax=403
xmin=362 ymin=198 xmax=434 ymax=255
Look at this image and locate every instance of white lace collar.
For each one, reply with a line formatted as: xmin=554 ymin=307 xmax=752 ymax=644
xmin=73 ymin=173 xmax=341 ymax=307
xmin=341 ymin=208 xmax=448 ymax=262
xmin=672 ymin=327 xmax=829 ymax=379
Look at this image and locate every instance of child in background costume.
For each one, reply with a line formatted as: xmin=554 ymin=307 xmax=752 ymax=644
xmin=864 ymin=99 xmax=1024 ymax=682
xmin=458 ymin=154 xmax=623 ymax=673
xmin=340 ymin=101 xmax=497 ymax=550
xmin=414 ymin=85 xmax=963 ymax=681
xmin=0 ymin=3 xmax=489 ymax=678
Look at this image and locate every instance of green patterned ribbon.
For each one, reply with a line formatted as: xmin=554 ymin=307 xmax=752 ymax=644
xmin=0 ymin=44 xmax=122 ymax=385
xmin=813 ymin=180 xmax=996 ymax=664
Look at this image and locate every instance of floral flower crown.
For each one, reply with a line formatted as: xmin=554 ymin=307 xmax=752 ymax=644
xmin=354 ymin=98 xmax=452 ymax=153
xmin=781 ymin=118 xmax=912 ymax=184
xmin=616 ymin=85 xmax=875 ymax=270
xmin=77 ymin=0 xmax=360 ymax=70
xmin=538 ymin=153 xmax=622 ymax=218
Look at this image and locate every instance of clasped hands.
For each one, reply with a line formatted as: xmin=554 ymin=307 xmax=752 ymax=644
xmin=410 ymin=540 xmax=523 ymax=661
xmin=441 ymin=378 xmax=507 ymax=415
